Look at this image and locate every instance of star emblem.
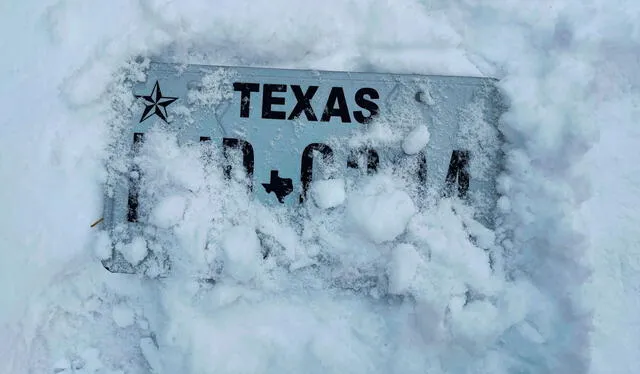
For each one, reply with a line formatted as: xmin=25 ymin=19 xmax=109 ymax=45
xmin=135 ymin=80 xmax=178 ymax=123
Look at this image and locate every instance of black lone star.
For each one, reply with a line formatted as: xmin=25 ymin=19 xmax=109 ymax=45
xmin=262 ymin=170 xmax=293 ymax=203
xmin=135 ymin=80 xmax=178 ymax=123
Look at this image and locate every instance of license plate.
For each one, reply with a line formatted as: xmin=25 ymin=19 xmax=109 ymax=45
xmin=101 ymin=61 xmax=505 ymax=274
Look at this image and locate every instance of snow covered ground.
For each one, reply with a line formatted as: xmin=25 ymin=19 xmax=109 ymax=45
xmin=1 ymin=0 xmax=639 ymax=373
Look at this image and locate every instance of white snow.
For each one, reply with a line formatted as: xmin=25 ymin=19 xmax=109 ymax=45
xmin=79 ymin=347 xmax=104 ymax=373
xmin=348 ymin=175 xmax=417 ymax=244
xmin=187 ymin=68 xmax=236 ymax=109
xmin=111 ymin=303 xmax=135 ymax=328
xmin=119 ymin=236 xmax=148 ymax=267
xmin=53 ymin=358 xmax=70 ymax=373
xmin=2 ymin=1 xmax=640 ymax=374
xmin=139 ymin=337 xmax=162 ymax=374
xmin=580 ymin=95 xmax=640 ymax=372
xmin=401 ymin=124 xmax=430 ymax=155
xmin=311 ymin=178 xmax=346 ymax=209
xmin=150 ymin=195 xmax=187 ymax=229
xmin=94 ymin=230 xmax=113 ymax=260
xmin=221 ymin=225 xmax=263 ymax=283
xmin=387 ymin=243 xmax=424 ymax=295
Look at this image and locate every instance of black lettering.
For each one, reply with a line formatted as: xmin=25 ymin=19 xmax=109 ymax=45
xmin=127 ymin=132 xmax=144 ymax=223
xmin=233 ymin=82 xmax=260 ymax=118
xmin=299 ymin=143 xmax=334 ymax=203
xmin=222 ymin=138 xmax=255 ymax=191
xmin=347 ymin=147 xmax=379 ymax=174
xmin=444 ymin=150 xmax=470 ymax=198
xmin=321 ymin=87 xmax=351 ymax=123
xmin=353 ymin=88 xmax=379 ymax=124
xmin=288 ymin=85 xmax=318 ymax=121
xmin=417 ymin=151 xmax=427 ymax=184
xmin=262 ymin=84 xmax=287 ymax=120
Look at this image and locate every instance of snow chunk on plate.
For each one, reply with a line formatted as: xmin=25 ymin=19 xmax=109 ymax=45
xmin=348 ymin=184 xmax=416 ymax=244
xmin=402 ymin=125 xmax=430 ymax=155
xmin=221 ymin=225 xmax=262 ymax=282
xmin=187 ymin=68 xmax=235 ymax=108
xmin=119 ymin=237 xmax=148 ymax=266
xmin=311 ymin=178 xmax=346 ymax=209
xmin=388 ymin=243 xmax=424 ymax=295
xmin=150 ymin=195 xmax=187 ymax=229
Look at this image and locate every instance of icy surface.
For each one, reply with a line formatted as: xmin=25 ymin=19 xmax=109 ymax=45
xmin=1 ymin=1 xmax=639 ymax=374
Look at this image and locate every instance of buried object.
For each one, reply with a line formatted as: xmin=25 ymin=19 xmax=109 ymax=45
xmin=101 ymin=61 xmax=506 ymax=274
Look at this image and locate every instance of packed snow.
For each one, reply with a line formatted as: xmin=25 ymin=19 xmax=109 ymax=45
xmin=402 ymin=125 xmax=431 ymax=155
xmin=1 ymin=1 xmax=640 ymax=374
xmin=310 ymin=179 xmax=346 ymax=209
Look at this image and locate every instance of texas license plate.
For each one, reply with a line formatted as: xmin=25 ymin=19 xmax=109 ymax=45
xmin=101 ymin=61 xmax=504 ymax=273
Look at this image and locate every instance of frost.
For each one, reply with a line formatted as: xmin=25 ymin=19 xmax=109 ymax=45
xmin=187 ymin=68 xmax=236 ymax=110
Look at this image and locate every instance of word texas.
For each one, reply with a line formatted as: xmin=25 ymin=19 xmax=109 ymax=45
xmin=233 ymin=83 xmax=380 ymax=124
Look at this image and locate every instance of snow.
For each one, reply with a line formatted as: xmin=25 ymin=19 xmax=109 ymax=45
xmin=580 ymin=94 xmax=640 ymax=372
xmin=1 ymin=0 xmax=640 ymax=374
xmin=119 ymin=237 xmax=148 ymax=267
xmin=94 ymin=231 xmax=114 ymax=260
xmin=112 ymin=304 xmax=135 ymax=328
xmin=401 ymin=124 xmax=430 ymax=155
xmin=348 ymin=174 xmax=417 ymax=244
xmin=310 ymin=178 xmax=346 ymax=209
xmin=150 ymin=195 xmax=187 ymax=229
xmin=387 ymin=243 xmax=423 ymax=295
xmin=186 ymin=69 xmax=236 ymax=109
xmin=221 ymin=225 xmax=263 ymax=283
xmin=139 ymin=338 xmax=162 ymax=374
xmin=53 ymin=358 xmax=70 ymax=373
